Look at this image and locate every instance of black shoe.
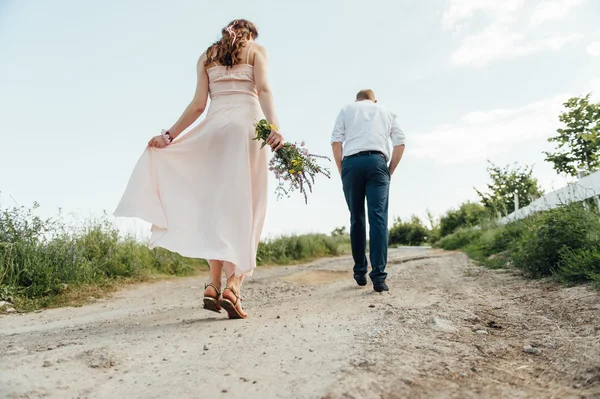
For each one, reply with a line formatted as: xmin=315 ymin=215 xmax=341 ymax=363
xmin=373 ymin=282 xmax=389 ymax=293
xmin=354 ymin=274 xmax=367 ymax=287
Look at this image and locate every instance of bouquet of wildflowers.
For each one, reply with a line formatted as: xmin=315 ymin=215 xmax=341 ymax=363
xmin=253 ymin=119 xmax=331 ymax=203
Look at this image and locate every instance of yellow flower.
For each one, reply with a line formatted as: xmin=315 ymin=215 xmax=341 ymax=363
xmin=290 ymin=169 xmax=296 ymax=174
xmin=268 ymin=123 xmax=278 ymax=131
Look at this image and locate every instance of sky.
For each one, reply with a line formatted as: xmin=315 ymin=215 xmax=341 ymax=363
xmin=1 ymin=0 xmax=600 ymax=238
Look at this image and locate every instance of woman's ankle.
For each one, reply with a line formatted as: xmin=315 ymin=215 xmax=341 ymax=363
xmin=205 ymin=280 xmax=222 ymax=292
xmin=225 ymin=276 xmax=242 ymax=292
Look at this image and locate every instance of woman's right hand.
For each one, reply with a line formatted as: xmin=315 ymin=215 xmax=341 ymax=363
xmin=148 ymin=135 xmax=168 ymax=149
xmin=267 ymin=129 xmax=284 ymax=151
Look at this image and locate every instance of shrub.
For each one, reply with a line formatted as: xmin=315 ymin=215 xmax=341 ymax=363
xmin=510 ymin=204 xmax=600 ymax=277
xmin=0 ymin=205 xmax=203 ymax=299
xmin=439 ymin=202 xmax=489 ymax=238
xmin=488 ymin=219 xmax=525 ymax=254
xmin=388 ymin=215 xmax=429 ymax=246
xmin=462 ymin=227 xmax=499 ymax=260
xmin=438 ymin=227 xmax=482 ymax=251
xmin=437 ymin=203 xmax=600 ymax=284
xmin=256 ymin=234 xmax=346 ymax=265
xmin=1 ymin=200 xmax=350 ymax=305
xmin=558 ymin=246 xmax=600 ymax=285
xmin=331 ymin=226 xmax=347 ymax=237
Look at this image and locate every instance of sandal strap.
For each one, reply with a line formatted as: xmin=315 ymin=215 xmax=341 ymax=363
xmin=223 ymin=286 xmax=241 ymax=305
xmin=204 ymin=283 xmax=221 ymax=296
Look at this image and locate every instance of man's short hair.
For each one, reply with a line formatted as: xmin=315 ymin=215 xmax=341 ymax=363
xmin=356 ymin=89 xmax=376 ymax=101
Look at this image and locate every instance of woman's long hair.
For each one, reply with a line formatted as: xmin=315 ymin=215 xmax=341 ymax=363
xmin=205 ymin=19 xmax=258 ymax=68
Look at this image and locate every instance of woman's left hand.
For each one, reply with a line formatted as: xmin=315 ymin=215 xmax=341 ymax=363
xmin=267 ymin=129 xmax=284 ymax=152
xmin=148 ymin=135 xmax=168 ymax=149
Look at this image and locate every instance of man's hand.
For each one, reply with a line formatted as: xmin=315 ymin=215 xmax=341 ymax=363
xmin=332 ymin=142 xmax=343 ymax=176
xmin=388 ymin=144 xmax=405 ymax=177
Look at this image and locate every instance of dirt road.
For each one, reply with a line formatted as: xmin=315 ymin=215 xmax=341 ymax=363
xmin=2 ymin=248 xmax=600 ymax=399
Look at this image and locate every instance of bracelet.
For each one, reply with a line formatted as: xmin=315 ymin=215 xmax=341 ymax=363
xmin=161 ymin=129 xmax=173 ymax=145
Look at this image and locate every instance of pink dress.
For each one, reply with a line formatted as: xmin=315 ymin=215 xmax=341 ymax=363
xmin=114 ymin=57 xmax=268 ymax=278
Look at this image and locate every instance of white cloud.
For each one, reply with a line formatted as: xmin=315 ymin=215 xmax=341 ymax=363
xmin=445 ymin=0 xmax=586 ymax=68
xmin=544 ymin=33 xmax=584 ymax=51
xmin=412 ymin=94 xmax=568 ymax=164
xmin=442 ymin=0 xmax=524 ymax=31
xmin=530 ymin=0 xmax=587 ymax=28
xmin=587 ymin=42 xmax=600 ymax=57
xmin=451 ymin=27 xmax=583 ymax=67
xmin=413 ymin=77 xmax=599 ymax=165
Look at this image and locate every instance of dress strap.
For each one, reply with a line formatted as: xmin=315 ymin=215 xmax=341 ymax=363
xmin=246 ymin=41 xmax=256 ymax=64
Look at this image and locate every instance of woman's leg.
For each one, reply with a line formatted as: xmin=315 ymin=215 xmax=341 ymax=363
xmin=204 ymin=260 xmax=224 ymax=298
xmin=222 ymin=261 xmax=247 ymax=317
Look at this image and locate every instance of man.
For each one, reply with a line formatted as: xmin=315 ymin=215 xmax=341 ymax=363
xmin=331 ymin=89 xmax=406 ymax=292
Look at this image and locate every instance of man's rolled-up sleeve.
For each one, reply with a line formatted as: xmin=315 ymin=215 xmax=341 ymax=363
xmin=390 ymin=113 xmax=406 ymax=146
xmin=330 ymin=109 xmax=346 ymax=144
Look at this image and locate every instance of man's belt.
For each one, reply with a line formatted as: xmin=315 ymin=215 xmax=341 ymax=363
xmin=344 ymin=151 xmax=385 ymax=160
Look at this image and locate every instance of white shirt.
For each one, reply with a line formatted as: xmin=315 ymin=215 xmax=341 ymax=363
xmin=330 ymin=100 xmax=406 ymax=161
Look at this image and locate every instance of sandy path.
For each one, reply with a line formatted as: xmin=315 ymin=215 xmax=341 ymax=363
xmin=1 ymin=248 xmax=599 ymax=399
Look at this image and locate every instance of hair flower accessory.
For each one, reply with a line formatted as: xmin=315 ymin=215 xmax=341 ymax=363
xmin=225 ymin=20 xmax=238 ymax=45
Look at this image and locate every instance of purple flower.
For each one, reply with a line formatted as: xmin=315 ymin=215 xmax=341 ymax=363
xmin=301 ymin=141 xmax=306 ymax=146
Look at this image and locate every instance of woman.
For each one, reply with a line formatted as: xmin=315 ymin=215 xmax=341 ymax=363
xmin=114 ymin=19 xmax=283 ymax=319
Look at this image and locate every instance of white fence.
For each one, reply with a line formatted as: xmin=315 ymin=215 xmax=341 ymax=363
xmin=499 ymin=169 xmax=600 ymax=224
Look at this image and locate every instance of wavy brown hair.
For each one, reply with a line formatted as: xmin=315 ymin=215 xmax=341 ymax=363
xmin=205 ymin=19 xmax=259 ymax=68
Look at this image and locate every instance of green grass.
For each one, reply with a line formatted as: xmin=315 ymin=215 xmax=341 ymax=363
xmin=435 ymin=203 xmax=600 ymax=286
xmin=0 ymin=202 xmax=350 ymax=311
xmin=438 ymin=227 xmax=483 ymax=251
xmin=257 ymin=234 xmax=350 ymax=265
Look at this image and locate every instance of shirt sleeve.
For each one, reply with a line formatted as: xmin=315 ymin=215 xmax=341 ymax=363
xmin=390 ymin=113 xmax=406 ymax=146
xmin=330 ymin=108 xmax=346 ymax=144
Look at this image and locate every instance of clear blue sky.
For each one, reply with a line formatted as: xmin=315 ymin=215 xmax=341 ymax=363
xmin=1 ymin=0 xmax=599 ymax=237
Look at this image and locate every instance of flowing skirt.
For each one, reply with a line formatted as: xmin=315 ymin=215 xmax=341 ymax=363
xmin=114 ymin=96 xmax=268 ymax=277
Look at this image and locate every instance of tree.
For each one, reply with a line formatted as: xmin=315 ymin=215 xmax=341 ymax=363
xmin=388 ymin=215 xmax=429 ymax=246
xmin=475 ymin=161 xmax=544 ymax=216
xmin=439 ymin=202 xmax=488 ymax=238
xmin=424 ymin=209 xmax=441 ymax=242
xmin=331 ymin=226 xmax=347 ymax=237
xmin=544 ymin=94 xmax=600 ymax=177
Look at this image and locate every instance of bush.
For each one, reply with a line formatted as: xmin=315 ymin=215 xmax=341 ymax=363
xmin=487 ymin=219 xmax=525 ymax=254
xmin=439 ymin=202 xmax=489 ymax=238
xmin=558 ymin=246 xmax=600 ymax=285
xmin=510 ymin=204 xmax=600 ymax=277
xmin=1 ymin=201 xmax=350 ymax=305
xmin=438 ymin=202 xmax=600 ymax=286
xmin=438 ymin=227 xmax=482 ymax=250
xmin=388 ymin=215 xmax=429 ymax=246
xmin=462 ymin=228 xmax=498 ymax=259
xmin=0 ymin=205 xmax=203 ymax=300
xmin=331 ymin=226 xmax=347 ymax=237
xmin=256 ymin=234 xmax=347 ymax=265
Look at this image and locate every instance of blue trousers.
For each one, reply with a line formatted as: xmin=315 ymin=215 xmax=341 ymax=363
xmin=341 ymin=153 xmax=390 ymax=284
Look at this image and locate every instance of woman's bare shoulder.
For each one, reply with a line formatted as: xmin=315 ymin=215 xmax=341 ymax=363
xmin=197 ymin=51 xmax=208 ymax=70
xmin=251 ymin=43 xmax=268 ymax=65
xmin=253 ymin=42 xmax=267 ymax=54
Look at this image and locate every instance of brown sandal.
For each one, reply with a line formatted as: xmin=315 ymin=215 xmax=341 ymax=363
xmin=219 ymin=286 xmax=247 ymax=319
xmin=203 ymin=283 xmax=222 ymax=313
